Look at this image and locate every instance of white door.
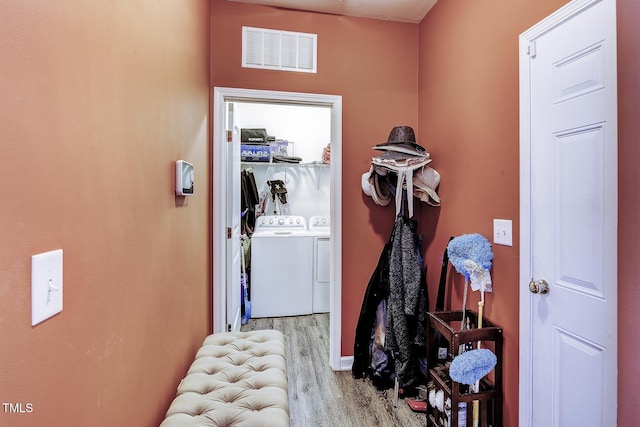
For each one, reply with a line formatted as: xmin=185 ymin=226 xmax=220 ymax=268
xmin=226 ymin=102 xmax=242 ymax=332
xmin=519 ymin=0 xmax=617 ymax=425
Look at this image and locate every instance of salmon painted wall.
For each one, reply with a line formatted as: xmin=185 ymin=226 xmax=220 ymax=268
xmin=417 ymin=0 xmax=567 ymax=425
xmin=0 ymin=1 xmax=210 ymax=426
xmin=210 ymin=0 xmax=419 ymax=354
xmin=617 ymin=0 xmax=640 ymax=425
xmin=209 ymin=1 xmax=639 ymax=425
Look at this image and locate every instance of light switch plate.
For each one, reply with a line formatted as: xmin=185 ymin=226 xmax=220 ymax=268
xmin=31 ymin=249 xmax=63 ymax=326
xmin=493 ymin=219 xmax=513 ymax=246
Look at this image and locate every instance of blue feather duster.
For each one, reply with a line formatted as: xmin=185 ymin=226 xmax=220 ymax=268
xmin=449 ymin=348 xmax=497 ymax=385
xmin=447 ymin=233 xmax=493 ymax=280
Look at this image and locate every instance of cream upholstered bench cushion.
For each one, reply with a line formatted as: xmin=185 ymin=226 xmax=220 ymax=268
xmin=160 ymin=330 xmax=290 ymax=427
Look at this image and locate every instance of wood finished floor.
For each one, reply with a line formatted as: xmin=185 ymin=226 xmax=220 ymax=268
xmin=241 ymin=314 xmax=426 ymax=427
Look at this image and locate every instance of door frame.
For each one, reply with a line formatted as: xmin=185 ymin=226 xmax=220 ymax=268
xmin=212 ymin=87 xmax=345 ymax=370
xmin=518 ymin=0 xmax=617 ymax=423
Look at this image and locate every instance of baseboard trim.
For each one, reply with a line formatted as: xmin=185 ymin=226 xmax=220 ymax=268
xmin=338 ymin=356 xmax=353 ymax=371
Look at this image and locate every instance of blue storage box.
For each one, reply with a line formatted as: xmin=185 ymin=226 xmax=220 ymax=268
xmin=241 ymin=144 xmax=271 ymax=162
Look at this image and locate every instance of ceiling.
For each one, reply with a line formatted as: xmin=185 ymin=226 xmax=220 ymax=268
xmin=227 ymin=0 xmax=438 ymax=24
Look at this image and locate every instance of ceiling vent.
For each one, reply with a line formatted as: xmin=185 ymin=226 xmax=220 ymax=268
xmin=242 ymin=26 xmax=317 ymax=73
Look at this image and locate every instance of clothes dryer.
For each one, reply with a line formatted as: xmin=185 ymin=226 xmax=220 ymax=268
xmin=250 ymin=215 xmax=313 ymax=317
xmin=309 ymin=215 xmax=331 ymax=313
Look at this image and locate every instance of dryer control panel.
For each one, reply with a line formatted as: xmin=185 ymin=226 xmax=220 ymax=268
xmin=308 ymin=215 xmax=330 ymax=232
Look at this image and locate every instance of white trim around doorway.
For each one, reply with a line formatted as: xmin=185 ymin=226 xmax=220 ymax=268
xmin=212 ymin=87 xmax=346 ymax=371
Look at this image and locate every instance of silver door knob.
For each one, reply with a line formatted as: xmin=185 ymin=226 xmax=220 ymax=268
xmin=529 ymin=279 xmax=550 ymax=294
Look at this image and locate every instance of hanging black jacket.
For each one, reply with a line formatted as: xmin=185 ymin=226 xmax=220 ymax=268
xmin=240 ymin=169 xmax=259 ymax=235
xmin=353 ymin=215 xmax=427 ymax=389
xmin=352 ymin=225 xmax=394 ymax=386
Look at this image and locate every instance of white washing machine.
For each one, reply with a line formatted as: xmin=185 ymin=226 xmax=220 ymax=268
xmin=250 ymin=215 xmax=313 ymax=317
xmin=309 ymin=215 xmax=331 ymax=313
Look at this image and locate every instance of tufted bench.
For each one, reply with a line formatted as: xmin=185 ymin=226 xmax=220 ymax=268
xmin=160 ymin=330 xmax=290 ymax=427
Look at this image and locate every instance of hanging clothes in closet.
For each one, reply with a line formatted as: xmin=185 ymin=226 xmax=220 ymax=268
xmin=241 ymin=169 xmax=260 ymax=235
xmin=353 ymin=126 xmax=434 ymax=391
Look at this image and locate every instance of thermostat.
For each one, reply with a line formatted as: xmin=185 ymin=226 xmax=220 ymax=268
xmin=175 ymin=160 xmax=194 ymax=196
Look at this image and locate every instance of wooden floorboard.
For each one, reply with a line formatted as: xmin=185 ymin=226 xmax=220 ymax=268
xmin=242 ymin=314 xmax=426 ymax=427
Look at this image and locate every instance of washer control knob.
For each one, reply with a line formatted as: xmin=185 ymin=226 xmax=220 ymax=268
xmin=278 ymin=218 xmax=285 ymax=225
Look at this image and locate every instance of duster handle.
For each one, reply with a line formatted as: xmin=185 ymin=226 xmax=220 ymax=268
xmin=473 ymin=300 xmax=485 ymax=427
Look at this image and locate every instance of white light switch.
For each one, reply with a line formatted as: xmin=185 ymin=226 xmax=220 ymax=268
xmin=493 ymin=219 xmax=513 ymax=246
xmin=31 ymin=249 xmax=63 ymax=326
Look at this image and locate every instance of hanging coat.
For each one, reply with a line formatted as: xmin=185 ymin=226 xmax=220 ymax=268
xmin=385 ymin=215 xmax=427 ymax=388
xmin=352 ymin=224 xmax=395 ymax=388
xmin=240 ymin=169 xmax=259 ymax=235
xmin=353 ymin=215 xmax=428 ymax=389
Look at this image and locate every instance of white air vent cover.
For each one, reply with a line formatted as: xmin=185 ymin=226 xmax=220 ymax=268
xmin=242 ymin=26 xmax=317 ymax=73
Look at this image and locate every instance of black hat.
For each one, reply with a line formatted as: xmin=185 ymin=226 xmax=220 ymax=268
xmin=373 ymin=126 xmax=427 ymax=156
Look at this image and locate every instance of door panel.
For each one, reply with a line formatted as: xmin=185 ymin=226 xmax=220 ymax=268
xmin=226 ymin=102 xmax=242 ymax=332
xmin=553 ymin=328 xmax=605 ymax=426
xmin=522 ymin=0 xmax=617 ymax=425
xmin=555 ymin=127 xmax=606 ymax=298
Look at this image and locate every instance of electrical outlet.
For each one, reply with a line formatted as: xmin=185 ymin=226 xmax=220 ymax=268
xmin=31 ymin=249 xmax=63 ymax=326
xmin=493 ymin=219 xmax=513 ymax=246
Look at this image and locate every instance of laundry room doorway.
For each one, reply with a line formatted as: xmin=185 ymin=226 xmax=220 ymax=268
xmin=212 ymin=87 xmax=344 ymax=370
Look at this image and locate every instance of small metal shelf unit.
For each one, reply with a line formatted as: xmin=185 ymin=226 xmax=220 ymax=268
xmin=426 ymin=310 xmax=503 ymax=427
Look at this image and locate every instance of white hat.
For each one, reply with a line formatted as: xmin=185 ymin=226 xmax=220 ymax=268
xmin=370 ymin=171 xmax=392 ymax=207
xmin=413 ymin=167 xmax=440 ymax=206
xmin=362 ymin=167 xmax=392 ymax=206
xmin=361 ymin=171 xmax=372 ymax=197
